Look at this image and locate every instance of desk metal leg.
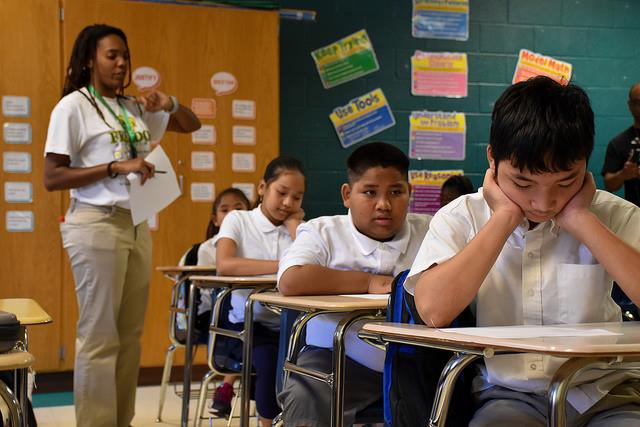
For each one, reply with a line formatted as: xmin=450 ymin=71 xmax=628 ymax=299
xmin=428 ymin=353 xmax=479 ymax=427
xmin=331 ymin=312 xmax=381 ymax=427
xmin=0 ymin=377 xmax=22 ymax=427
xmin=181 ymin=281 xmax=198 ymax=427
xmin=240 ymin=286 xmax=272 ymax=427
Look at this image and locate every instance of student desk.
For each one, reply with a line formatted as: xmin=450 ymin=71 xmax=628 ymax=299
xmin=187 ymin=275 xmax=277 ymax=427
xmin=155 ymin=265 xmax=216 ymax=423
xmin=0 ymin=298 xmax=52 ymax=427
xmin=251 ymin=291 xmax=389 ymax=427
xmin=358 ymin=321 xmax=640 ymax=427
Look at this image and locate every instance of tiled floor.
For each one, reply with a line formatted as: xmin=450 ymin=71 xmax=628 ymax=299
xmin=33 ymin=384 xmax=250 ymax=427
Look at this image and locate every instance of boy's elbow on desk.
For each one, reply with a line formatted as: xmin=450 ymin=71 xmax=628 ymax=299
xmin=278 ymin=266 xmax=303 ymax=296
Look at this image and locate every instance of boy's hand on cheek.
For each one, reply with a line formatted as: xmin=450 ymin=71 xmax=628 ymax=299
xmin=556 ymin=172 xmax=596 ymax=230
xmin=368 ymin=274 xmax=393 ymax=294
xmin=482 ymin=169 xmax=524 ymax=222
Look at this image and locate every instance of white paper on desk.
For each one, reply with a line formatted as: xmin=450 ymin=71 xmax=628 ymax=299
xmin=447 ymin=326 xmax=622 ymax=339
xmin=127 ymin=146 xmax=181 ymax=225
xmin=339 ymin=294 xmax=390 ymax=300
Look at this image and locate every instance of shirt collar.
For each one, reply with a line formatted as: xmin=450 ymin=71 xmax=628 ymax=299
xmin=347 ymin=210 xmax=411 ymax=256
xmin=251 ymin=205 xmax=281 ymax=233
xmin=515 ymin=217 xmax=560 ymax=237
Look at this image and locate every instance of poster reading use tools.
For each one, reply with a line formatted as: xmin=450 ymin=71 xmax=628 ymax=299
xmin=409 ymin=169 xmax=464 ymax=215
xmin=311 ymin=29 xmax=379 ymax=89
xmin=512 ymin=49 xmax=573 ymax=85
xmin=412 ymin=51 xmax=467 ymax=97
xmin=409 ymin=111 xmax=466 ymax=160
xmin=329 ymin=88 xmax=395 ymax=148
xmin=412 ymin=0 xmax=469 ymax=41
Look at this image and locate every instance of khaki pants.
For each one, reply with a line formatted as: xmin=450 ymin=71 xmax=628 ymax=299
xmin=61 ymin=200 xmax=151 ymax=427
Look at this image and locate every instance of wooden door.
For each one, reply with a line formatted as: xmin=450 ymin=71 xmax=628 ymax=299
xmin=0 ymin=0 xmax=64 ymax=371
xmin=61 ymin=0 xmax=279 ymax=368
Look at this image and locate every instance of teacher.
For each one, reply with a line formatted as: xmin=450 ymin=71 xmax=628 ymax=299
xmin=43 ymin=24 xmax=200 ymax=427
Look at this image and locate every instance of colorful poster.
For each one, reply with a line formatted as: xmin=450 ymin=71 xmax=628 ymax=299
xmin=329 ymin=88 xmax=395 ymax=148
xmin=412 ymin=0 xmax=469 ymax=41
xmin=409 ymin=111 xmax=466 ymax=160
xmin=409 ymin=169 xmax=464 ymax=215
xmin=512 ymin=49 xmax=573 ymax=85
xmin=411 ymin=51 xmax=467 ymax=97
xmin=311 ymin=29 xmax=379 ymax=89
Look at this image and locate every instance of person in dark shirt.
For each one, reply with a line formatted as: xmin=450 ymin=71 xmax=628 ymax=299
xmin=602 ymin=82 xmax=640 ymax=206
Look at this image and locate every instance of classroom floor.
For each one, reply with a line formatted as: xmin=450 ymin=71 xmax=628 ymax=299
xmin=32 ymin=384 xmax=248 ymax=427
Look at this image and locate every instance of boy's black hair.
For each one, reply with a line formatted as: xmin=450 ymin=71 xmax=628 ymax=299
xmin=347 ymin=142 xmax=409 ymax=183
xmin=490 ymin=76 xmax=594 ymax=173
xmin=442 ymin=175 xmax=474 ymax=195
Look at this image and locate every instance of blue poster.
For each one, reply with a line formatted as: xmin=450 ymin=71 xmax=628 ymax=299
xmin=412 ymin=0 xmax=469 ymax=41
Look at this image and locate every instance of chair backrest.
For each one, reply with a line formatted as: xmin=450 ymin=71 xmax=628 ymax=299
xmin=207 ymin=287 xmax=244 ymax=374
xmin=612 ymin=282 xmax=639 ymax=321
xmin=383 ymin=270 xmax=475 ymax=427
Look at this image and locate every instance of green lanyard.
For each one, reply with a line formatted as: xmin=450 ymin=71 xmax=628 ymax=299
xmin=87 ymin=84 xmax=138 ymax=158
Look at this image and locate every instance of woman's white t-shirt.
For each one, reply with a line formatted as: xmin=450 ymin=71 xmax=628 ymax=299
xmin=44 ymin=88 xmax=169 ymax=208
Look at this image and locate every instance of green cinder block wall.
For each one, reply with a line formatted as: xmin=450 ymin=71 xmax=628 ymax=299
xmin=280 ymin=0 xmax=640 ymax=218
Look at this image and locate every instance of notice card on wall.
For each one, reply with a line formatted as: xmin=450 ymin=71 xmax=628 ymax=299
xmin=409 ymin=170 xmax=463 ymax=215
xmin=6 ymin=210 xmax=34 ymax=232
xmin=409 ymin=111 xmax=466 ymax=160
xmin=311 ymin=29 xmax=380 ymax=89
xmin=412 ymin=0 xmax=469 ymax=41
xmin=412 ymin=51 xmax=468 ymax=97
xmin=329 ymin=88 xmax=395 ymax=148
xmin=512 ymin=49 xmax=573 ymax=85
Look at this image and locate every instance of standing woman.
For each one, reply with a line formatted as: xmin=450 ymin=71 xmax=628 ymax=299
xmin=43 ymin=24 xmax=200 ymax=426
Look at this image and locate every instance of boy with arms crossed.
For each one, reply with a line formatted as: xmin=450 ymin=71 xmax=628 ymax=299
xmin=408 ymin=76 xmax=640 ymax=426
xmin=278 ymin=142 xmax=431 ymax=427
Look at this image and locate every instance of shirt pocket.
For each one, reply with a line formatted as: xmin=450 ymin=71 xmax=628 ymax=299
xmin=556 ymin=263 xmax=606 ymax=324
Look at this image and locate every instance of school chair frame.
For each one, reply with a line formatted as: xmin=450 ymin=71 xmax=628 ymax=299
xmin=0 ymin=349 xmax=35 ymax=427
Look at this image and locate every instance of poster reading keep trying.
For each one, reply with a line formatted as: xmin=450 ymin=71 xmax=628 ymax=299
xmin=311 ymin=30 xmax=380 ymax=89
xmin=329 ymin=88 xmax=395 ymax=148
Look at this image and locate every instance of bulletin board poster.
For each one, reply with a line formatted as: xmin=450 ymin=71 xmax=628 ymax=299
xmin=409 ymin=111 xmax=466 ymax=160
xmin=412 ymin=51 xmax=468 ymax=97
xmin=512 ymin=49 xmax=573 ymax=85
xmin=409 ymin=169 xmax=464 ymax=215
xmin=311 ymin=29 xmax=380 ymax=89
xmin=330 ymin=88 xmax=396 ymax=148
xmin=412 ymin=0 xmax=469 ymax=41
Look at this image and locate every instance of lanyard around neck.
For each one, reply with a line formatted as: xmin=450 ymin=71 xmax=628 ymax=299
xmin=87 ymin=85 xmax=138 ymax=157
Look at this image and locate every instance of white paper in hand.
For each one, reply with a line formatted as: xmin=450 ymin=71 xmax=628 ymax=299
xmin=127 ymin=145 xmax=181 ymax=225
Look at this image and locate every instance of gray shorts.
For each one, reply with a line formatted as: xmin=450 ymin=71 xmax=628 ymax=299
xmin=471 ymin=381 xmax=640 ymax=427
xmin=277 ymin=347 xmax=382 ymax=427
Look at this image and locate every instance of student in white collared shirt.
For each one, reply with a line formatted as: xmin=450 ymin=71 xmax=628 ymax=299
xmin=278 ymin=142 xmax=431 ymax=427
xmin=407 ymin=77 xmax=640 ymax=427
xmin=215 ymin=156 xmax=306 ymax=427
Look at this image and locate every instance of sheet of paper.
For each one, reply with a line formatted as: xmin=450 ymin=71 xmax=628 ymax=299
xmin=339 ymin=294 xmax=390 ymax=300
xmin=127 ymin=145 xmax=181 ymax=226
xmin=445 ymin=326 xmax=622 ymax=339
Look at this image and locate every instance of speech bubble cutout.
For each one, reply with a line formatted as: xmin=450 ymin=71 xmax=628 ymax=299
xmin=210 ymin=72 xmax=238 ymax=96
xmin=132 ymin=66 xmax=161 ymax=90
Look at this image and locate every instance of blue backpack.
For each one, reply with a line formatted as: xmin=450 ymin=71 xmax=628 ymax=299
xmin=383 ymin=270 xmax=476 ymax=427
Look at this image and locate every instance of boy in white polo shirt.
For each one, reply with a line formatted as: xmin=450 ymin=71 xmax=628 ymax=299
xmin=407 ymin=76 xmax=640 ymax=426
xmin=277 ymin=142 xmax=431 ymax=427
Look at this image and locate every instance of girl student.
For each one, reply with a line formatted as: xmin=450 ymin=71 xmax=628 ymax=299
xmin=43 ymin=24 xmax=200 ymax=427
xmin=192 ymin=188 xmax=251 ymax=417
xmin=215 ymin=156 xmax=306 ymax=426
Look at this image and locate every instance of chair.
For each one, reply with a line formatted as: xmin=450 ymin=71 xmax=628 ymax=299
xmin=0 ymin=350 xmax=35 ymax=427
xmin=193 ymin=287 xmax=245 ymax=427
xmin=612 ymin=282 xmax=639 ymax=321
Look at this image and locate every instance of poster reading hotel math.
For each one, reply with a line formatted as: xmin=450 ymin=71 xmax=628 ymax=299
xmin=311 ymin=29 xmax=379 ymax=89
xmin=412 ymin=0 xmax=469 ymax=41
xmin=409 ymin=111 xmax=466 ymax=160
xmin=412 ymin=51 xmax=467 ymax=97
xmin=330 ymin=88 xmax=395 ymax=148
xmin=409 ymin=169 xmax=463 ymax=215
xmin=513 ymin=49 xmax=573 ymax=85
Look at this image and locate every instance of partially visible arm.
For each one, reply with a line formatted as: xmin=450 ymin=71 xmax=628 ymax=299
xmin=215 ymin=237 xmax=279 ymax=276
xmin=283 ymin=209 xmax=305 ymax=239
xmin=603 ymin=147 xmax=637 ymax=192
xmin=557 ymin=173 xmax=640 ymax=306
xmin=44 ymin=152 xmax=159 ymax=191
xmin=137 ymin=90 xmax=201 ymax=133
xmin=279 ymin=264 xmax=392 ymax=296
xmin=414 ymin=170 xmax=523 ymax=327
